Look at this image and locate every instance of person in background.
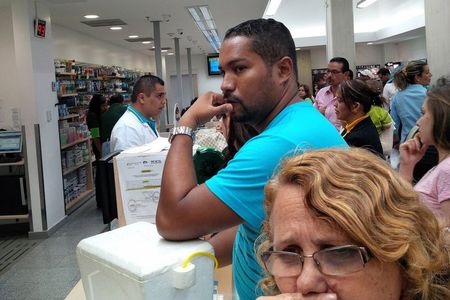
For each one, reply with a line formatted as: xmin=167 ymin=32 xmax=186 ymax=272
xmin=366 ymin=79 xmax=393 ymax=135
xmin=297 ymin=84 xmax=313 ymax=104
xmin=314 ymin=57 xmax=351 ymax=129
xmin=378 ymin=67 xmax=391 ymax=87
xmin=218 ymin=113 xmax=259 ymax=163
xmin=156 ymin=18 xmax=347 ymax=300
xmin=391 ymin=60 xmax=437 ymax=181
xmin=110 ymin=75 xmax=166 ymax=152
xmin=400 ymin=76 xmax=450 ymax=226
xmin=383 ymin=65 xmax=402 ymax=109
xmin=391 ymin=60 xmax=432 ymax=143
xmin=257 ymin=148 xmax=449 ymax=300
xmin=87 ymin=93 xmax=108 ymax=160
xmin=358 ymin=69 xmax=375 ymax=81
xmin=180 ymin=97 xmax=198 ymax=117
xmin=313 ymin=72 xmax=328 ymax=97
xmin=334 ymin=80 xmax=383 ymax=157
xmin=100 ymin=94 xmax=127 ymax=155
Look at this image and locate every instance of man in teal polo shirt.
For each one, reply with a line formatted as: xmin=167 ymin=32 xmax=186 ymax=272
xmin=110 ymin=75 xmax=166 ymax=152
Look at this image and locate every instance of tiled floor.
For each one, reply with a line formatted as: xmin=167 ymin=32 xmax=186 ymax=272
xmin=0 ymin=197 xmax=106 ymax=300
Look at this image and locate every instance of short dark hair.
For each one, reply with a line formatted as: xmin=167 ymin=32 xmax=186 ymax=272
xmin=131 ymin=75 xmax=164 ymax=103
xmin=109 ymin=94 xmax=124 ymax=104
xmin=427 ymin=76 xmax=450 ymax=151
xmin=224 ymin=18 xmax=298 ymax=80
xmin=377 ymin=67 xmax=390 ymax=76
xmin=330 ymin=57 xmax=350 ymax=73
xmin=338 ymin=79 xmax=377 ymax=113
xmin=89 ymin=93 xmax=107 ymax=115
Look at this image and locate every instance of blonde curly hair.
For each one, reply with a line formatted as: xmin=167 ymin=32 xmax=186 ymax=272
xmin=258 ymin=148 xmax=450 ymax=299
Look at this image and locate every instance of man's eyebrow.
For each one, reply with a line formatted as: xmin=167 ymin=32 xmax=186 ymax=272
xmin=219 ymin=58 xmax=247 ymax=70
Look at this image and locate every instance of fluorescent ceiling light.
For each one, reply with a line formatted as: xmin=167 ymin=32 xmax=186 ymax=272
xmin=367 ymin=42 xmax=374 ymax=45
xmin=187 ymin=5 xmax=221 ymax=53
xmin=162 ymin=49 xmax=168 ymax=53
xmin=199 ymin=6 xmax=211 ymax=20
xmin=84 ymin=15 xmax=99 ymax=19
xmin=264 ymin=0 xmax=282 ymax=16
xmin=167 ymin=53 xmax=174 ymax=56
xmin=110 ymin=26 xmax=122 ymax=30
xmin=188 ymin=7 xmax=201 ymax=22
xmin=142 ymin=41 xmax=151 ymax=44
xmin=128 ymin=35 xmax=139 ymax=38
xmin=357 ymin=0 xmax=378 ymax=8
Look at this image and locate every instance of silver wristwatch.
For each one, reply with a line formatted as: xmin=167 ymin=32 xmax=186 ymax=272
xmin=168 ymin=126 xmax=195 ymax=143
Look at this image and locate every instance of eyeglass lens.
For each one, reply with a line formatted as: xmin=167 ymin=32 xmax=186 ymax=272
xmin=263 ymin=246 xmax=367 ymax=277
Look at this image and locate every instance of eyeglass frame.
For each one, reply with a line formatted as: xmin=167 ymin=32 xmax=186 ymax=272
xmin=326 ymin=69 xmax=344 ymax=75
xmin=261 ymin=244 xmax=372 ymax=277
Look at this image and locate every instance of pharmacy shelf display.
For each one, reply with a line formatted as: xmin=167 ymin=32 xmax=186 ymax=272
xmin=55 ymin=60 xmax=142 ymax=213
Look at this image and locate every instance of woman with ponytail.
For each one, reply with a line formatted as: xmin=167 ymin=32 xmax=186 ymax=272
xmin=391 ymin=60 xmax=432 ymax=143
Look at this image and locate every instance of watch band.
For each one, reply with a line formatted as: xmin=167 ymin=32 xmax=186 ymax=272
xmin=168 ymin=126 xmax=195 ymax=143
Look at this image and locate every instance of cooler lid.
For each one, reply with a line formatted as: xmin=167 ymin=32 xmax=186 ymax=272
xmin=77 ymin=222 xmax=214 ymax=281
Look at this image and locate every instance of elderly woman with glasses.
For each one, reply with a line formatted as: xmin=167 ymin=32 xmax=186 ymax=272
xmin=257 ymin=148 xmax=449 ymax=300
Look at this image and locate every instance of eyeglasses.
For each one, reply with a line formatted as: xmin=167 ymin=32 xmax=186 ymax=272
xmin=327 ymin=69 xmax=343 ymax=75
xmin=261 ymin=245 xmax=371 ymax=277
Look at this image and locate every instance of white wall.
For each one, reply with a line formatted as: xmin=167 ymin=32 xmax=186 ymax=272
xmin=165 ymin=53 xmax=222 ymax=96
xmin=52 ymin=24 xmax=155 ymax=72
xmin=309 ymin=37 xmax=426 ymax=71
xmin=355 ymin=43 xmax=384 ymax=66
xmin=310 ymin=46 xmax=328 ymax=69
xmin=384 ymin=36 xmax=427 ymax=63
xmin=0 ymin=4 xmax=18 ymax=130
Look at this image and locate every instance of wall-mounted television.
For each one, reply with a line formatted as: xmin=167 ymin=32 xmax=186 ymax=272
xmin=207 ymin=55 xmax=220 ymax=76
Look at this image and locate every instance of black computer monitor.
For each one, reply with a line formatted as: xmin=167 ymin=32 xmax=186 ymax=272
xmin=96 ymin=150 xmax=121 ymax=224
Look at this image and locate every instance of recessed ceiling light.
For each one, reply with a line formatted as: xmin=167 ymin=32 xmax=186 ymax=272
xmin=142 ymin=41 xmax=151 ymax=44
xmin=367 ymin=42 xmax=374 ymax=45
xmin=167 ymin=53 xmax=174 ymax=56
xmin=128 ymin=35 xmax=139 ymax=39
xmin=110 ymin=26 xmax=122 ymax=30
xmin=84 ymin=15 xmax=99 ymax=19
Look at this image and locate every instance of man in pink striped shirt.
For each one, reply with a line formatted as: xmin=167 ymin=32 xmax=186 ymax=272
xmin=314 ymin=57 xmax=351 ymax=130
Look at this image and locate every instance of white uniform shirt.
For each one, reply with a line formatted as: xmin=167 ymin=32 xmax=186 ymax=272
xmin=110 ymin=108 xmax=158 ymax=152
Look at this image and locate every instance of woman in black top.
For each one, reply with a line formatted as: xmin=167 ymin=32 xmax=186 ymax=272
xmin=334 ymin=80 xmax=384 ymax=157
xmin=86 ymin=94 xmax=108 ymax=160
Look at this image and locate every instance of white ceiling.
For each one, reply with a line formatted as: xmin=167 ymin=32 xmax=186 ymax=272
xmin=15 ymin=0 xmax=425 ymax=56
xmin=47 ymin=0 xmax=267 ymax=56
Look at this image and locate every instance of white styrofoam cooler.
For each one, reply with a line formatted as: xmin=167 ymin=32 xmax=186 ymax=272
xmin=77 ymin=222 xmax=215 ymax=300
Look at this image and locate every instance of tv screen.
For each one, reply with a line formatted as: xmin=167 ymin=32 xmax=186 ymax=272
xmin=207 ymin=55 xmax=220 ymax=76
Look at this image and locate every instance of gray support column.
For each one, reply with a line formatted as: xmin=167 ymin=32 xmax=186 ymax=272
xmin=325 ymin=0 xmax=356 ymax=72
xmin=174 ymin=38 xmax=183 ymax=111
xmin=152 ymin=20 xmax=167 ymax=130
xmin=425 ymin=0 xmax=450 ymax=82
xmin=186 ymin=47 xmax=194 ymax=102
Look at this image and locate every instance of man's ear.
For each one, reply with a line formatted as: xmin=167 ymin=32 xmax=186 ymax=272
xmin=275 ymin=56 xmax=294 ymax=85
xmin=138 ymin=93 xmax=145 ymax=104
xmin=343 ymin=71 xmax=350 ymax=80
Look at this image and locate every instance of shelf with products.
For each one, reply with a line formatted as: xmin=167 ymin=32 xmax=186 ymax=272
xmin=57 ymin=113 xmax=94 ymax=214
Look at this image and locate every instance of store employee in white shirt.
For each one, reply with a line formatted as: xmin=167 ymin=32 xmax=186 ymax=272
xmin=110 ymin=75 xmax=166 ymax=152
